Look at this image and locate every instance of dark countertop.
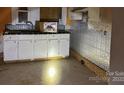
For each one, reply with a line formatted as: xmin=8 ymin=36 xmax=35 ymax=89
xmin=3 ymin=30 xmax=70 ymax=35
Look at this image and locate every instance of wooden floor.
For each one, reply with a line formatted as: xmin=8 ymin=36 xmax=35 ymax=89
xmin=0 ymin=57 xmax=107 ymax=85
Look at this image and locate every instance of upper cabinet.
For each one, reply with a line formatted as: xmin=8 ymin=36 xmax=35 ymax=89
xmin=40 ymin=7 xmax=61 ymax=21
xmin=12 ymin=7 xmax=40 ymax=25
xmin=88 ymin=7 xmax=112 ymax=23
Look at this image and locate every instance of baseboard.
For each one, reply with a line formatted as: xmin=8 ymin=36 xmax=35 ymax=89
xmin=70 ymin=48 xmax=108 ymax=82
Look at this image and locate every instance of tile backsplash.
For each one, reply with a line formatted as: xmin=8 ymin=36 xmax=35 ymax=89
xmin=70 ymin=21 xmax=112 ymax=71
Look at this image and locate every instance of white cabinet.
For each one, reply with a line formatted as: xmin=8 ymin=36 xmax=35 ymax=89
xmin=18 ymin=40 xmax=33 ymax=60
xmin=34 ymin=39 xmax=47 ymax=58
xmin=59 ymin=39 xmax=69 ymax=57
xmin=4 ymin=34 xmax=70 ymax=62
xmin=48 ymin=39 xmax=59 ymax=57
xmin=4 ymin=40 xmax=18 ymax=61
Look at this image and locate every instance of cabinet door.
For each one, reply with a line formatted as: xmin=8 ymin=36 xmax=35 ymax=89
xmin=34 ymin=39 xmax=47 ymax=58
xmin=59 ymin=39 xmax=69 ymax=57
xmin=40 ymin=7 xmax=61 ymax=20
xmin=18 ymin=40 xmax=33 ymax=60
xmin=48 ymin=39 xmax=59 ymax=57
xmin=4 ymin=40 xmax=18 ymax=61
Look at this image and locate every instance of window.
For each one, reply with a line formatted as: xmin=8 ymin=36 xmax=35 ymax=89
xmin=18 ymin=7 xmax=28 ymax=23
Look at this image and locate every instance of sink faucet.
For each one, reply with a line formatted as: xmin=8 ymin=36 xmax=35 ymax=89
xmin=25 ymin=21 xmax=33 ymax=30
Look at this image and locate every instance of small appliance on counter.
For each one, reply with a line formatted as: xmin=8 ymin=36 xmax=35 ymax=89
xmin=57 ymin=24 xmax=65 ymax=31
xmin=35 ymin=21 xmax=57 ymax=33
xmin=4 ymin=22 xmax=35 ymax=34
xmin=5 ymin=22 xmax=34 ymax=31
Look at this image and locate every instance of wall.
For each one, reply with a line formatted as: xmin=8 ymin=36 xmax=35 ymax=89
xmin=12 ymin=7 xmax=40 ymax=25
xmin=110 ymin=8 xmax=124 ymax=84
xmin=28 ymin=7 xmax=40 ymax=25
xmin=0 ymin=8 xmax=11 ymax=53
xmin=0 ymin=7 xmax=12 ymax=33
xmin=60 ymin=7 xmax=67 ymax=25
xmin=70 ymin=21 xmax=111 ymax=71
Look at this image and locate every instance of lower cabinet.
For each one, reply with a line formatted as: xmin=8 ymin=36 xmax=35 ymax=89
xmin=59 ymin=39 xmax=69 ymax=57
xmin=34 ymin=39 xmax=47 ymax=58
xmin=48 ymin=39 xmax=59 ymax=57
xmin=18 ymin=40 xmax=33 ymax=60
xmin=4 ymin=34 xmax=70 ymax=61
xmin=4 ymin=40 xmax=18 ymax=61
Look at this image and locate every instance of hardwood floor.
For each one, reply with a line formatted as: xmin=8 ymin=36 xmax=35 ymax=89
xmin=0 ymin=57 xmax=107 ymax=85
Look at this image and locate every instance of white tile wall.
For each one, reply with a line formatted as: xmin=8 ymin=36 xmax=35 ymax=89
xmin=70 ymin=21 xmax=112 ymax=71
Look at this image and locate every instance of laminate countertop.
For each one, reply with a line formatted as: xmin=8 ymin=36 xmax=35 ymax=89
xmin=3 ymin=30 xmax=70 ymax=35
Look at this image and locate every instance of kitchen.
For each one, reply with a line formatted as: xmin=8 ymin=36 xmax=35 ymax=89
xmin=0 ymin=7 xmax=112 ymax=85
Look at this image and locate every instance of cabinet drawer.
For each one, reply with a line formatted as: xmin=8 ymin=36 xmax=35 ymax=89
xmin=47 ymin=34 xmax=60 ymax=39
xmin=18 ymin=35 xmax=34 ymax=40
xmin=34 ymin=35 xmax=48 ymax=40
xmin=4 ymin=35 xmax=18 ymax=40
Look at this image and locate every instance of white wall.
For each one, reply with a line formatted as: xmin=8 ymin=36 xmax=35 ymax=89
xmin=70 ymin=21 xmax=111 ymax=71
xmin=12 ymin=7 xmax=40 ymax=25
xmin=59 ymin=8 xmax=67 ymax=25
xmin=62 ymin=7 xmax=67 ymax=25
xmin=28 ymin=7 xmax=40 ymax=25
xmin=12 ymin=7 xmax=18 ymax=24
